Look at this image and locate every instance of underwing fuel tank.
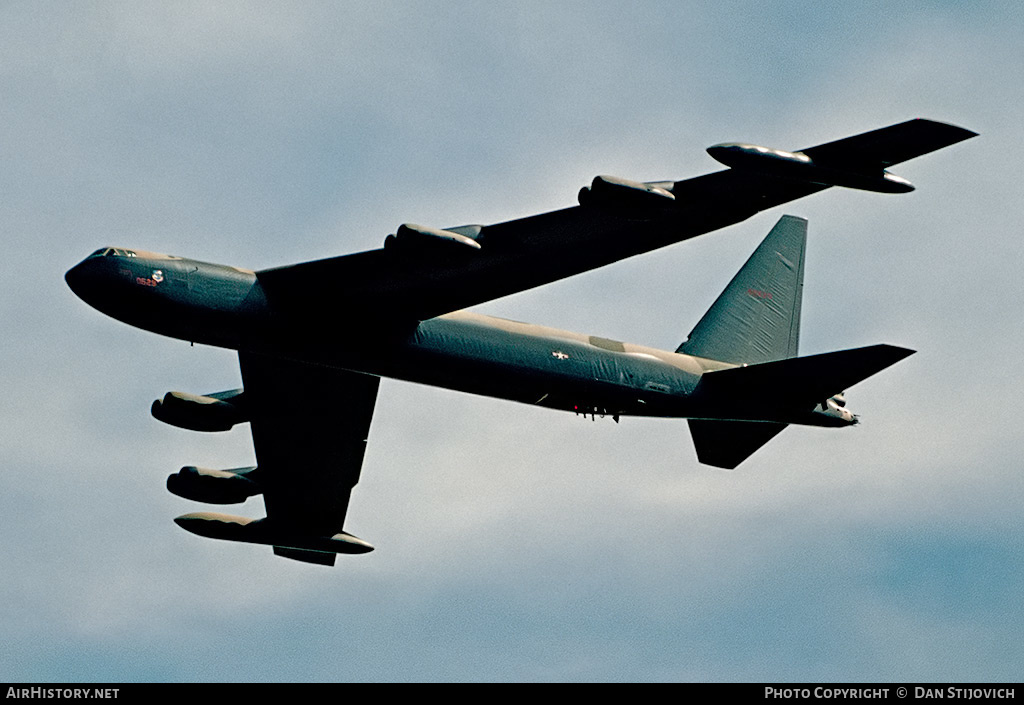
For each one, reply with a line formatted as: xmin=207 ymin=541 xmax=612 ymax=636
xmin=706 ymin=143 xmax=915 ymax=193
xmin=174 ymin=512 xmax=375 ymax=555
xmin=151 ymin=390 xmax=246 ymax=432
xmin=166 ymin=466 xmax=261 ymax=504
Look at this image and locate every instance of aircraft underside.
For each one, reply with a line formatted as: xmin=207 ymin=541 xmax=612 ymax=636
xmin=64 ymin=118 xmax=974 ymax=563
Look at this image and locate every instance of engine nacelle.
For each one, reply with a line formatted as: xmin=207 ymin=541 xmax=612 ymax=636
xmin=383 ymin=222 xmax=482 ymax=253
xmin=151 ymin=390 xmax=246 ymax=432
xmin=167 ymin=465 xmax=261 ymax=504
xmin=578 ymin=175 xmax=677 ymax=213
xmin=706 ymin=143 xmax=915 ymax=193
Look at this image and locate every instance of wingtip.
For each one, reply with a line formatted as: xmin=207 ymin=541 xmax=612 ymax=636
xmin=914 ymin=118 xmax=979 ymax=141
xmin=879 ymin=345 xmax=917 ymax=366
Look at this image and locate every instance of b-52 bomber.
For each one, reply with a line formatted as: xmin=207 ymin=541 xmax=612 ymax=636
xmin=66 ymin=118 xmax=975 ymax=565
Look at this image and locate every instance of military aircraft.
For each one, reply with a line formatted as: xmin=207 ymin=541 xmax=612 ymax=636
xmin=66 ymin=118 xmax=975 ymax=566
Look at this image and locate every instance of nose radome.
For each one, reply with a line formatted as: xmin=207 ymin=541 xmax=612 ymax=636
xmin=65 ymin=259 xmax=92 ymax=298
xmin=66 ymin=255 xmax=117 ymax=305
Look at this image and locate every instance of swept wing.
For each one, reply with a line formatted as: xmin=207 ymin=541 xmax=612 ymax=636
xmin=257 ymin=119 xmax=975 ymax=323
xmin=174 ymin=352 xmax=380 ymax=565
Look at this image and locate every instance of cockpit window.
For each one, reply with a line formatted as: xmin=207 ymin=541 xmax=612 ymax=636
xmin=88 ymin=248 xmax=137 ymax=258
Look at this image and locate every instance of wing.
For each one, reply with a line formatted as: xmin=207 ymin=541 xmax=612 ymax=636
xmin=257 ymin=119 xmax=975 ymax=323
xmin=240 ymin=351 xmax=380 ymax=566
xmin=798 ymin=118 xmax=975 ymax=168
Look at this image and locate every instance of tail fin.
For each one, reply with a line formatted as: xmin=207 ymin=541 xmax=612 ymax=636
xmin=677 ymin=215 xmax=806 ymax=364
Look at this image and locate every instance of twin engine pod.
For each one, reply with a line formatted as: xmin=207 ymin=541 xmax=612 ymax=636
xmin=151 ymin=389 xmax=247 ymax=432
xmin=154 ymin=389 xmax=260 ymax=503
xmin=383 ymin=222 xmax=483 ymax=253
xmin=152 ymin=389 xmax=372 ymax=560
xmin=167 ymin=465 xmax=261 ymax=505
xmin=578 ymin=175 xmax=678 ymax=215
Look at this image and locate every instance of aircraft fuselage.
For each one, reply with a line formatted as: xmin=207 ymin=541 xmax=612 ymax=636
xmin=65 ymin=248 xmax=853 ymax=427
xmin=60 ymin=119 xmax=976 ymax=560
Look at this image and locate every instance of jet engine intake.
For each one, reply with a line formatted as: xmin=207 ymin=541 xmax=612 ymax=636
xmin=167 ymin=465 xmax=261 ymax=504
xmin=151 ymin=389 xmax=246 ymax=432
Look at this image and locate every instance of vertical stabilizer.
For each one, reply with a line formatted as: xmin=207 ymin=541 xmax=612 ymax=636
xmin=677 ymin=215 xmax=806 ymax=364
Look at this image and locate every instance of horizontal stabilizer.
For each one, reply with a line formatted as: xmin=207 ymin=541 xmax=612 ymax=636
xmin=688 ymin=419 xmax=788 ymax=469
xmin=174 ymin=512 xmax=374 ymax=558
xmin=697 ymin=344 xmax=915 ymax=405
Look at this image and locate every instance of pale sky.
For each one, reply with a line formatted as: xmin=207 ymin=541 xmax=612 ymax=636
xmin=2 ymin=1 xmax=1020 ymax=682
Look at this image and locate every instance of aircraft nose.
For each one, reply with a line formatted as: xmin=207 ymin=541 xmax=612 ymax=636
xmin=65 ymin=259 xmax=94 ymax=299
xmin=65 ymin=256 xmax=113 ymax=305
